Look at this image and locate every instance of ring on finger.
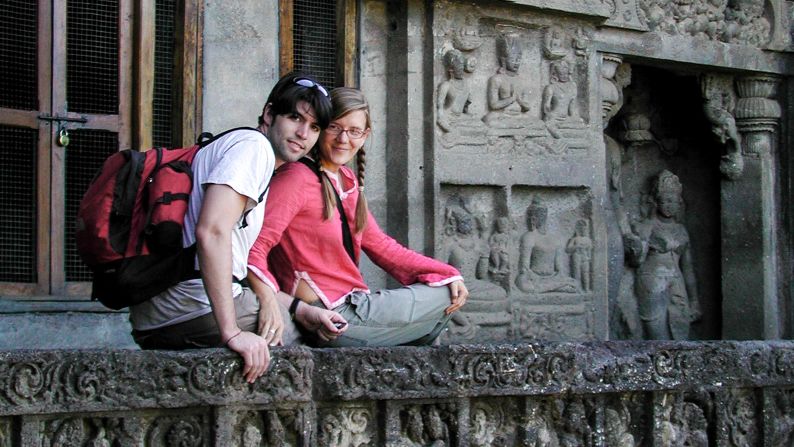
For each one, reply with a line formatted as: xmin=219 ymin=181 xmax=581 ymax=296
xmin=269 ymin=329 xmax=276 ymax=334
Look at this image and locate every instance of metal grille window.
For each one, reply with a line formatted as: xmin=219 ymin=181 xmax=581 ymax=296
xmin=66 ymin=0 xmax=119 ymax=115
xmin=0 ymin=0 xmax=200 ymax=297
xmin=0 ymin=1 xmax=38 ymax=110
xmin=153 ymin=0 xmax=176 ymax=147
xmin=293 ymin=0 xmax=338 ymax=88
xmin=0 ymin=127 xmax=37 ymax=283
xmin=64 ymin=130 xmax=119 ymax=282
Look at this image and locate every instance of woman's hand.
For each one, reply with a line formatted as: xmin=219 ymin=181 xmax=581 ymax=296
xmin=256 ymin=287 xmax=284 ymax=346
xmin=445 ymin=280 xmax=469 ymax=315
xmin=295 ymin=301 xmax=348 ymax=342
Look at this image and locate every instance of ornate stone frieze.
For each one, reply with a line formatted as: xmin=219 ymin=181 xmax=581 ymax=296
xmin=313 ymin=347 xmax=450 ymax=400
xmin=449 ymin=345 xmax=575 ymax=393
xmin=638 ymin=0 xmax=772 ymax=46
xmin=0 ymin=349 xmax=313 ymax=415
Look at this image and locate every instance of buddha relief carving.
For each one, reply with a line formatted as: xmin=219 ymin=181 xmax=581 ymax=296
xmin=516 ymin=198 xmax=578 ymax=294
xmin=543 ymin=26 xmax=568 ymax=60
xmin=542 ymin=59 xmax=587 ymax=152
xmin=443 ymin=196 xmax=511 ymax=340
xmin=482 ymin=27 xmax=535 ymax=132
xmin=622 ymin=170 xmax=701 ymax=340
xmin=437 ymin=49 xmax=486 ymax=148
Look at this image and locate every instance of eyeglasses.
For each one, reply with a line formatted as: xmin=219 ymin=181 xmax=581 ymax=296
xmin=293 ymin=78 xmax=329 ymax=97
xmin=326 ymin=123 xmax=368 ymax=139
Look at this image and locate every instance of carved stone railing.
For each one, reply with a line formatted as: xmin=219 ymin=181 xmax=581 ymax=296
xmin=1 ymin=341 xmax=794 ymax=446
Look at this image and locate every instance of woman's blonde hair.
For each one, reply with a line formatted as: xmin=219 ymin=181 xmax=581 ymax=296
xmin=317 ymin=87 xmax=371 ymax=233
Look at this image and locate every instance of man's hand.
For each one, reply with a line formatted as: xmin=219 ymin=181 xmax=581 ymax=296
xmin=226 ymin=331 xmax=271 ymax=383
xmin=445 ymin=280 xmax=469 ymax=315
xmin=295 ymin=301 xmax=348 ymax=342
xmin=257 ymin=288 xmax=284 ymax=346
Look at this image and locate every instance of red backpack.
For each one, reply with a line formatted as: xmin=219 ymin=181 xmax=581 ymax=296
xmin=77 ymin=127 xmax=259 ymax=309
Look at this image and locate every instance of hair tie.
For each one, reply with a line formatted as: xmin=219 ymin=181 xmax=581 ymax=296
xmin=358 ymin=186 xmax=364 ymax=192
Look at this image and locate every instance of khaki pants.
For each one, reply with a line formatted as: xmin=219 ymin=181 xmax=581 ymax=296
xmin=312 ymin=283 xmax=453 ymax=347
xmin=132 ymin=288 xmax=301 ymax=349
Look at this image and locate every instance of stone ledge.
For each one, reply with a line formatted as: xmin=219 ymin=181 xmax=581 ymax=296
xmin=2 ymin=340 xmax=793 ymax=417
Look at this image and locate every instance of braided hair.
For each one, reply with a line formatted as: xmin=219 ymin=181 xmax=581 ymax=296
xmin=317 ymin=87 xmax=371 ymax=233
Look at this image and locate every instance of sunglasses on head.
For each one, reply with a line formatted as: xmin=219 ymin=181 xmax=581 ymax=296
xmin=293 ymin=78 xmax=329 ymax=97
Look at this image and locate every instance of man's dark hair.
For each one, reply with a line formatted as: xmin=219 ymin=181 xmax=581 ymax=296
xmin=258 ymin=72 xmax=332 ymax=129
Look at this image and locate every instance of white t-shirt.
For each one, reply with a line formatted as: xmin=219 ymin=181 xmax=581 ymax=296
xmin=129 ymin=129 xmax=274 ymax=330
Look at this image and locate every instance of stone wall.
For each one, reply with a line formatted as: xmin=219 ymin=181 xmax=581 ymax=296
xmin=357 ymin=0 xmax=793 ymax=344
xmin=2 ymin=341 xmax=794 ymax=445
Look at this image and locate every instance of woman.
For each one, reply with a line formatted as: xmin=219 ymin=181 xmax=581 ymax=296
xmin=248 ymin=87 xmax=468 ymax=346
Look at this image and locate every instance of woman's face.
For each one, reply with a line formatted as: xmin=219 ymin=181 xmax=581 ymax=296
xmin=318 ymin=110 xmax=369 ymax=172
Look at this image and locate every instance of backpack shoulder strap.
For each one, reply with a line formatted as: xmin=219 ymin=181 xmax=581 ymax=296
xmin=196 ymin=127 xmax=264 ymax=148
xmin=297 ymin=157 xmax=356 ymax=265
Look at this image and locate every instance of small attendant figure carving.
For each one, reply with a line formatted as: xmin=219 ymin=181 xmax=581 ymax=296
xmin=566 ymin=219 xmax=592 ymax=292
xmin=488 ymin=216 xmax=512 ymax=279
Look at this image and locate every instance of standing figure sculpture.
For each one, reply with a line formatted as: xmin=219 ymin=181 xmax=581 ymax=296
xmin=515 ymin=198 xmax=578 ymax=294
xmin=482 ymin=29 xmax=533 ymax=129
xmin=623 ymin=170 xmax=701 ymax=340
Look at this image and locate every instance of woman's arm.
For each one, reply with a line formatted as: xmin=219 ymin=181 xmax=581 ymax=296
xmin=361 ymin=211 xmax=461 ymax=286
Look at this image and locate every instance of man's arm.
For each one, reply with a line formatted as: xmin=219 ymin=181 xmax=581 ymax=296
xmin=196 ymin=184 xmax=270 ymax=383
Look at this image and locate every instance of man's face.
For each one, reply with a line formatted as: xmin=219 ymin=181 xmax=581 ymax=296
xmin=262 ymin=100 xmax=321 ymax=164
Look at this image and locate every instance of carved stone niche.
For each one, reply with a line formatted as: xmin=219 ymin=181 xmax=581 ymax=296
xmin=605 ymin=66 xmax=722 ymax=341
xmin=654 ymin=391 xmax=714 ymax=447
xmin=766 ymin=388 xmax=794 ymax=445
xmin=385 ymin=400 xmax=460 ymax=447
xmin=469 ymin=398 xmax=519 ymax=446
xmin=317 ymin=404 xmax=376 ymax=447
xmin=519 ymin=396 xmax=597 ymax=446
xmin=235 ymin=407 xmax=307 ymax=447
xmin=604 ymin=393 xmax=649 ymax=447
xmin=718 ymin=389 xmax=760 ymax=446
xmin=144 ymin=412 xmax=210 ymax=447
xmin=25 ymin=415 xmax=139 ymax=447
xmin=510 ymin=187 xmax=593 ymax=301
xmin=439 ymin=187 xmax=512 ymax=343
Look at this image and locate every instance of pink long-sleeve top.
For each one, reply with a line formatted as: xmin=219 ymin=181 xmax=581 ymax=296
xmin=247 ymin=161 xmax=462 ymax=310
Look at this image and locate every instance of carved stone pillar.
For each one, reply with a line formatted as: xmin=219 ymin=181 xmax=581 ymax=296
xmin=721 ymin=75 xmax=782 ymax=340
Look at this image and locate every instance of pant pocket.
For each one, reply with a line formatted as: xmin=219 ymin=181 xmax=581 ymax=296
xmin=347 ymin=292 xmax=371 ymax=322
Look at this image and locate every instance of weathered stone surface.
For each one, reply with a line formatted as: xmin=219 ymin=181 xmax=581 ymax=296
xmin=0 ymin=348 xmax=312 ymax=416
xmin=3 ymin=342 xmax=794 ymax=445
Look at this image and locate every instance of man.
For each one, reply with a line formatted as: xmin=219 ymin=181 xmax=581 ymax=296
xmin=129 ymin=73 xmax=344 ymax=383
